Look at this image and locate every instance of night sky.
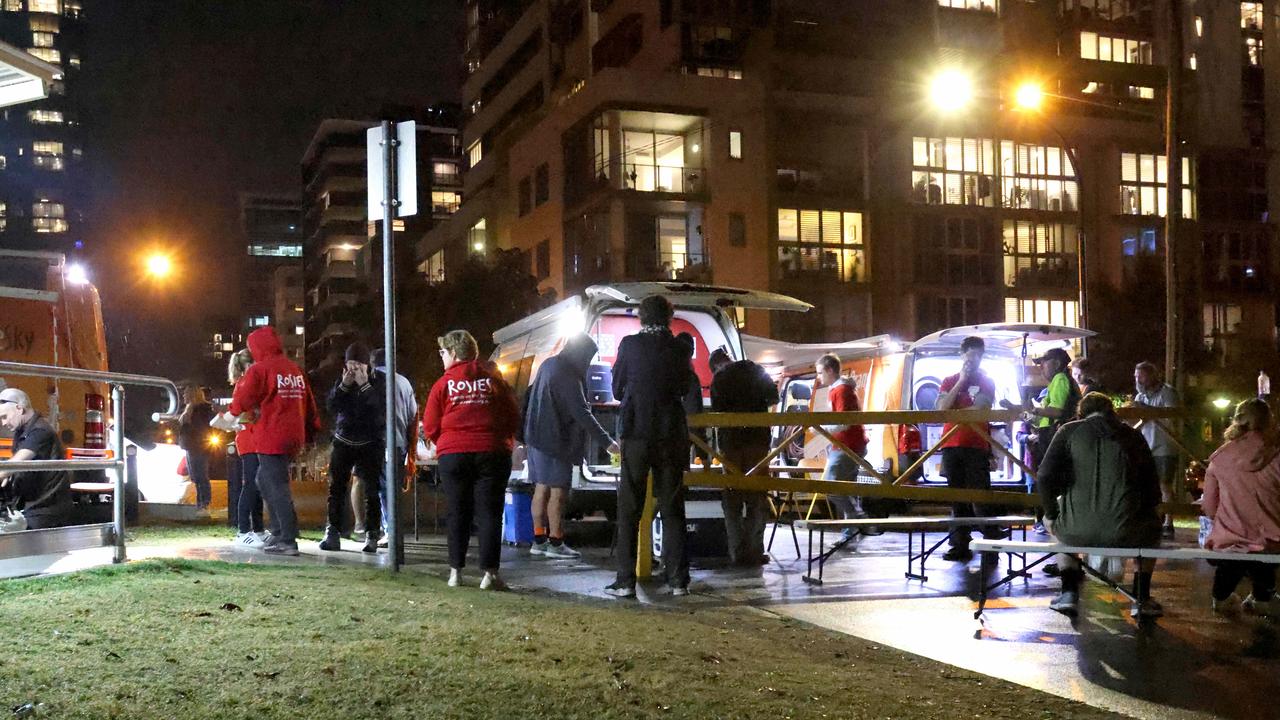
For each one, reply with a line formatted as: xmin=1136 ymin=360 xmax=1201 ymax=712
xmin=81 ymin=0 xmax=462 ymax=378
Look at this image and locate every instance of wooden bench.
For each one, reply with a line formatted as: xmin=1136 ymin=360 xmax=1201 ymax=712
xmin=970 ymin=538 xmax=1280 ymax=619
xmin=794 ymin=515 xmax=1036 ymax=585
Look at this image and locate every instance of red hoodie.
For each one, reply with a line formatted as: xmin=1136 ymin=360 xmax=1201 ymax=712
xmin=422 ymin=359 xmax=519 ymax=456
xmin=229 ymin=327 xmax=320 ymax=457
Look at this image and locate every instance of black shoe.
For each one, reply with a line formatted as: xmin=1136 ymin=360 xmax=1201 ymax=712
xmin=362 ymin=534 xmax=379 ymax=554
xmin=604 ymin=581 xmax=636 ymax=598
xmin=1043 ymin=562 xmax=1061 ymax=577
xmin=942 ymin=546 xmax=973 ymax=562
xmin=1162 ymin=524 xmax=1176 ymax=540
xmin=318 ymin=533 xmax=341 ymax=551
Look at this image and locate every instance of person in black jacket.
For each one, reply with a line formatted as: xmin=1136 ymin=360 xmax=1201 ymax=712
xmin=518 ymin=334 xmax=619 ymax=559
xmin=178 ymin=386 xmax=216 ymax=511
xmin=320 ymin=342 xmax=385 ymax=553
xmin=709 ymin=349 xmax=780 ymax=566
xmin=606 ymin=295 xmax=696 ymax=598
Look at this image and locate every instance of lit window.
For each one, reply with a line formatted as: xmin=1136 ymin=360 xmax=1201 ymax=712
xmin=1001 ymin=220 xmax=1078 ymax=290
xmin=469 ymin=219 xmax=486 ymax=252
xmin=63 ymin=0 xmax=81 ymax=18
xmin=29 ymin=0 xmax=61 ymax=13
xmin=294 ymin=305 xmax=304 ymax=312
xmin=692 ymin=66 xmax=743 ymax=79
xmin=0 ymin=201 xmax=6 ymax=233
xmin=1242 ymin=2 xmax=1263 ymax=31
xmin=27 ymin=109 xmax=63 ymax=124
xmin=777 ymin=208 xmax=867 ymax=282
xmin=431 ymin=191 xmax=460 ymax=214
xmin=425 ymin=249 xmax=445 ymax=284
xmin=1194 ymin=16 xmax=1202 ymax=37
xmin=729 ymin=130 xmax=742 ymax=160
xmin=937 ymin=0 xmax=997 ymax=11
xmin=1119 ymin=152 xmax=1195 ymax=218
xmin=1004 ymin=299 xmax=1079 ymax=328
xmin=221 ymin=342 xmax=234 ymax=352
xmin=32 ymin=200 xmax=68 ymax=233
xmin=32 ymin=31 xmax=55 ymax=47
xmin=68 ymin=55 xmax=80 ymax=69
xmin=999 ymin=141 xmax=1078 ymax=212
xmin=911 ymin=136 xmax=998 ymax=207
xmin=27 ymin=47 xmax=60 ymax=64
xmin=1246 ymin=36 xmax=1263 ymax=66
xmin=5 ymin=1 xmax=23 ymax=11
xmin=1188 ymin=52 xmax=1197 ymax=70
xmin=294 ymin=326 xmax=304 ymax=336
xmin=467 ymin=140 xmax=482 ymax=168
xmin=213 ymin=334 xmax=222 ymax=343
xmin=29 ymin=15 xmax=59 ymax=32
xmin=1079 ymin=31 xmax=1153 ymax=64
xmin=0 ymin=155 xmax=6 ymax=170
xmin=250 ymin=316 xmax=270 ymax=327
xmin=433 ymin=161 xmax=459 ymax=181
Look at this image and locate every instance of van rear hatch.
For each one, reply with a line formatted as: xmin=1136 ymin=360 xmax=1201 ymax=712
xmin=908 ymin=323 xmax=1095 ymax=357
xmin=586 ymin=283 xmax=812 ymax=313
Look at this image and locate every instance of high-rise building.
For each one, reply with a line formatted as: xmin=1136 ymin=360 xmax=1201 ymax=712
xmin=0 ymin=0 xmax=88 ymax=256
xmin=271 ymin=264 xmax=305 ymax=364
xmin=301 ymin=108 xmax=462 ymax=376
xmin=239 ymin=192 xmax=303 ymax=343
xmin=418 ymin=0 xmax=1279 ymax=365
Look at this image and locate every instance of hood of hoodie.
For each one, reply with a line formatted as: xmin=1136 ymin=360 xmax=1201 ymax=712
xmin=1210 ymin=431 xmax=1280 ymax=473
xmin=558 ymin=334 xmax=599 ymax=374
xmin=247 ymin=327 xmax=284 ymax=362
xmin=444 ymin=358 xmax=497 ymax=382
xmin=1075 ymin=412 xmax=1126 ymax=439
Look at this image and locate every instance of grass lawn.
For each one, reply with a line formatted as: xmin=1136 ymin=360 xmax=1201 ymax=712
xmin=0 ymin=559 xmax=1120 ymax=719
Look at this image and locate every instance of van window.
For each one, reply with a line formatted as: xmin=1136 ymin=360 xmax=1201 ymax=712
xmin=0 ymin=257 xmax=50 ymax=291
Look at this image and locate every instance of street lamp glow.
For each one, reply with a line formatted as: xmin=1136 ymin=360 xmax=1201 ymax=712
xmin=1014 ymin=81 xmax=1044 ymax=111
xmin=929 ymin=69 xmax=973 ymax=112
xmin=1212 ymin=397 xmax=1232 ymax=410
xmin=66 ymin=263 xmax=89 ymax=285
xmin=145 ymin=253 xmax=173 ymax=279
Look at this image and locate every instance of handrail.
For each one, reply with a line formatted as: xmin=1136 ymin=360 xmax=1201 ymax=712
xmin=1 ymin=459 xmax=118 ymax=472
xmin=0 ymin=360 xmax=181 ymax=420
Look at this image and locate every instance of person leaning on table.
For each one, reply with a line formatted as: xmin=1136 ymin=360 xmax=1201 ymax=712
xmin=1202 ymin=398 xmax=1280 ymax=615
xmin=1038 ymin=392 xmax=1164 ymax=619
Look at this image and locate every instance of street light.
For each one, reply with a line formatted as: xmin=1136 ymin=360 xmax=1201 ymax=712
xmin=145 ymin=253 xmax=173 ymax=279
xmin=1013 ymin=81 xmax=1044 ymax=112
xmin=928 ymin=69 xmax=974 ymax=113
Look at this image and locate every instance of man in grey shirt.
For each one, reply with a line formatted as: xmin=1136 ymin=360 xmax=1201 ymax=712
xmin=373 ymin=348 xmax=418 ymax=547
xmin=1132 ymin=361 xmax=1178 ymax=538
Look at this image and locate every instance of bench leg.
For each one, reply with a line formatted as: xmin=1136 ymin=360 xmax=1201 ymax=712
xmin=976 ymin=549 xmax=992 ymax=619
xmin=907 ymin=530 xmax=945 ymax=582
xmin=1079 ymin=559 xmax=1136 ymax=603
xmin=802 ymin=527 xmax=817 ymax=584
xmin=977 ymin=552 xmax=1059 ymax=620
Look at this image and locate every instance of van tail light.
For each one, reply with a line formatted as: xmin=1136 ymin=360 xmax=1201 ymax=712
xmin=84 ymin=393 xmax=106 ymax=450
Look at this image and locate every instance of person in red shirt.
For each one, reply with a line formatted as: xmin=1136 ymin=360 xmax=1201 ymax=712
xmin=228 ymin=326 xmax=321 ymax=556
xmin=422 ymin=329 xmax=520 ymax=590
xmin=935 ymin=335 xmax=998 ymax=561
xmin=815 ymin=354 xmax=873 ymax=536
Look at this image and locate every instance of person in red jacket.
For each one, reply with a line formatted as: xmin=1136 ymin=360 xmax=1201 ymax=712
xmin=422 ymin=329 xmax=520 ymax=590
xmin=229 ymin=326 xmax=320 ymax=556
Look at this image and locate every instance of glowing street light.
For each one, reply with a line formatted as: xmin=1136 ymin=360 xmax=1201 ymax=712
xmin=1013 ymin=81 xmax=1045 ymax=112
xmin=928 ymin=69 xmax=974 ymax=113
xmin=66 ymin=263 xmax=89 ymax=285
xmin=1212 ymin=397 xmax=1232 ymax=410
xmin=145 ymin=253 xmax=173 ymax=279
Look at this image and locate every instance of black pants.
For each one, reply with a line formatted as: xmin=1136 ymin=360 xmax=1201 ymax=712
xmin=720 ymin=442 xmax=771 ymax=564
xmin=616 ymin=437 xmax=689 ymax=587
xmin=328 ymin=441 xmax=383 ymax=538
xmin=942 ymin=446 xmax=993 ymax=549
xmin=439 ymin=451 xmax=511 ymax=571
xmin=1211 ymin=559 xmax=1277 ymax=601
xmin=234 ymin=452 xmax=265 ymax=534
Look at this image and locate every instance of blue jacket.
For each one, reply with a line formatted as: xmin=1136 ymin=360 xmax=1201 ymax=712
xmin=327 ymin=373 xmax=385 ymax=447
xmin=611 ymin=328 xmax=695 ymax=441
xmin=519 ymin=335 xmax=613 ymax=461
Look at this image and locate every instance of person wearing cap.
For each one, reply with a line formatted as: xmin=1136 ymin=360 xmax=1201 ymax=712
xmin=0 ymin=388 xmax=73 ymax=529
xmin=320 ymin=342 xmax=386 ymax=553
xmin=1028 ymin=348 xmax=1081 ymax=468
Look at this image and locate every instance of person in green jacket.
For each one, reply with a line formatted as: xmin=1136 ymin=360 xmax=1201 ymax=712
xmin=1038 ymin=392 xmax=1164 ymax=620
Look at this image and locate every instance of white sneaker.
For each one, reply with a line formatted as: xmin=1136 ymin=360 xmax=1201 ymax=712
xmin=480 ymin=572 xmax=507 ymax=591
xmin=1213 ymin=592 xmax=1242 ymax=615
xmin=1243 ymin=594 xmax=1275 ymax=616
xmin=530 ymin=541 xmax=549 ymax=556
xmin=543 ymin=542 xmax=581 ymax=559
xmin=447 ymin=568 xmax=462 ymax=588
xmin=235 ymin=532 xmax=264 ymax=549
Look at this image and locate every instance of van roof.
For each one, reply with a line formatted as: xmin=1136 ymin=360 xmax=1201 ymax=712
xmin=743 ymin=334 xmax=897 ymax=371
xmin=586 ymin=283 xmax=812 ymax=313
xmin=908 ymin=323 xmax=1095 ymax=357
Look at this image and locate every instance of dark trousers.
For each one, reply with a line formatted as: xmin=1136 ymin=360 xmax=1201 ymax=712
xmin=233 ymin=452 xmax=265 ymax=534
xmin=439 ymin=451 xmax=511 ymax=571
xmin=616 ymin=437 xmax=689 ymax=587
xmin=720 ymin=442 xmax=770 ymax=564
xmin=255 ymin=453 xmax=297 ymax=545
xmin=942 ymin=446 xmax=993 ymax=548
xmin=186 ymin=451 xmax=211 ymax=509
xmin=376 ymin=447 xmax=406 ymax=533
xmin=328 ymin=441 xmax=383 ymax=538
xmin=1211 ymin=559 xmax=1277 ymax=602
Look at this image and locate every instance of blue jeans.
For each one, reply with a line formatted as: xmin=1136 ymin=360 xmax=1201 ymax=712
xmin=376 ymin=447 xmax=406 ymax=533
xmin=186 ymin=451 xmax=211 ymax=509
xmin=255 ymin=454 xmax=297 ymax=546
xmin=235 ymin=452 xmax=265 ymax=534
xmin=822 ymin=449 xmax=863 ymax=519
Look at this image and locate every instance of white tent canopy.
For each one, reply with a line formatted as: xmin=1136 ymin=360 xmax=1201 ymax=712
xmin=0 ymin=41 xmax=60 ymax=109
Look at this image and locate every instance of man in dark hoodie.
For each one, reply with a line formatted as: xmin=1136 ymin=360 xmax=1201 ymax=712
xmin=606 ymin=295 xmax=696 ymax=598
xmin=229 ymin=326 xmax=321 ymax=556
xmin=320 ymin=342 xmax=386 ymax=553
xmin=519 ymin=333 xmax=619 ymax=559
xmin=1038 ymin=391 xmax=1164 ymax=619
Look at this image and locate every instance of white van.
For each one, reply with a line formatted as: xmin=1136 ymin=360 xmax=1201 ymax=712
xmin=491 ymin=282 xmax=811 ymax=520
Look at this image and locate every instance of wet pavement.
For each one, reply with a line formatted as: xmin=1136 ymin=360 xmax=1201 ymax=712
xmin=5 ymin=524 xmax=1279 ymax=719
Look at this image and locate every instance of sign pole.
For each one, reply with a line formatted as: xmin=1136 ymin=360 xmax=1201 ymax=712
xmin=380 ymin=120 xmax=401 ymax=572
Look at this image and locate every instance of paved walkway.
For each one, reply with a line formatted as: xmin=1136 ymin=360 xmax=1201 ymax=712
xmin=4 ymin=525 xmax=1278 ymax=719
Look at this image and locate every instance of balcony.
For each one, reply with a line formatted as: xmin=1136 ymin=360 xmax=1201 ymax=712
xmin=319 ymin=259 xmax=358 ymax=282
xmin=1004 ymin=255 xmax=1079 ymax=291
xmin=621 ymin=165 xmax=706 ymax=195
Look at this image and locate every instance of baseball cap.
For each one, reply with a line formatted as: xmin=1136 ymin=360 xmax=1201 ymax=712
xmin=1033 ymin=347 xmax=1072 ymax=366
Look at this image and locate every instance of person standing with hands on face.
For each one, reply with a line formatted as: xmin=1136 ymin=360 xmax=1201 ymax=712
xmin=320 ymin=342 xmax=385 ymax=553
xmin=936 ymin=336 xmax=998 ymax=562
xmin=1132 ymin=361 xmax=1180 ymax=538
xmin=518 ymin=333 xmax=619 ymax=559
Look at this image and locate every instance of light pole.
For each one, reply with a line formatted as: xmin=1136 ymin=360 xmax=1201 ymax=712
xmin=1011 ymin=81 xmax=1089 ymax=352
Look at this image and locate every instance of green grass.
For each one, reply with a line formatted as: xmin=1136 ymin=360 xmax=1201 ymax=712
xmin=0 ymin=559 xmax=1119 ymax=719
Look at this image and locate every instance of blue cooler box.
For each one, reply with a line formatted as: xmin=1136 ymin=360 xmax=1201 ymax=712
xmin=502 ymin=486 xmax=534 ymax=545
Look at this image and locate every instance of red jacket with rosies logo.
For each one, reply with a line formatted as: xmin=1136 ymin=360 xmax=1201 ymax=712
xmin=422 ymin=359 xmax=519 ymax=456
xmin=229 ymin=327 xmax=320 ymax=456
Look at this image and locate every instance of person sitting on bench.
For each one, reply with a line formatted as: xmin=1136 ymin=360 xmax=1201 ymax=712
xmin=1202 ymin=399 xmax=1280 ymax=615
xmin=1038 ymin=392 xmax=1164 ymax=619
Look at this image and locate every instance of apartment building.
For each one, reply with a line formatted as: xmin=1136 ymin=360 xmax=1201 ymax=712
xmin=0 ymin=0 xmax=87 ymax=256
xmin=239 ymin=192 xmax=303 ymax=348
xmin=418 ymin=0 xmax=1279 ymax=363
xmin=301 ymin=109 xmax=462 ymax=375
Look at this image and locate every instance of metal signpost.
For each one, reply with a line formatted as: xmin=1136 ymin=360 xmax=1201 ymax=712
xmin=368 ymin=120 xmax=416 ymax=572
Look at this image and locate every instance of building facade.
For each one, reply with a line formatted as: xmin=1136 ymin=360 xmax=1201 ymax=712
xmin=0 ymin=0 xmax=87 ymax=257
xmin=239 ymin=192 xmax=303 ymax=347
xmin=418 ymin=0 xmax=1279 ymax=369
xmin=301 ymin=110 xmax=462 ymax=376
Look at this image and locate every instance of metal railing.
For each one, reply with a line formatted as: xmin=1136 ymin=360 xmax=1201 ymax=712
xmin=0 ymin=360 xmax=180 ymax=565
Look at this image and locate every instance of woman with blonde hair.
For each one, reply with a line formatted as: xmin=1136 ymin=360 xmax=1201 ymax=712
xmin=421 ymin=330 xmax=520 ymax=590
xmin=1203 ymin=398 xmax=1280 ymax=614
xmin=178 ymin=385 xmax=216 ymax=512
xmin=225 ymin=349 xmax=267 ymax=546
